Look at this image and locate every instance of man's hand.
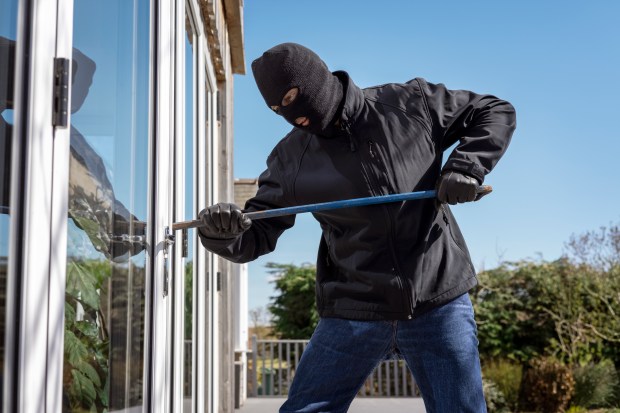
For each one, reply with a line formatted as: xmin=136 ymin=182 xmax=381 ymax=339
xmin=437 ymin=171 xmax=480 ymax=205
xmin=197 ymin=203 xmax=252 ymax=239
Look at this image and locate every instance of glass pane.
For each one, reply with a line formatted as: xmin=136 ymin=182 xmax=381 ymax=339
xmin=183 ymin=13 xmax=196 ymax=411
xmin=0 ymin=0 xmax=18 ymax=408
xmin=62 ymin=0 xmax=150 ymax=411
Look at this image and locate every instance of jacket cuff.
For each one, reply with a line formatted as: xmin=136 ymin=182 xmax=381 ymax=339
xmin=442 ymin=159 xmax=485 ymax=184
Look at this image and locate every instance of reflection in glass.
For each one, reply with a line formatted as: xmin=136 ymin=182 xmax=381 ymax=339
xmin=0 ymin=0 xmax=18 ymax=406
xmin=183 ymin=14 xmax=196 ymax=411
xmin=62 ymin=0 xmax=150 ymax=411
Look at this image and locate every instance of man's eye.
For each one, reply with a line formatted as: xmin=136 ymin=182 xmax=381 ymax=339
xmin=281 ymin=87 xmax=299 ymax=107
xmin=270 ymin=105 xmax=280 ymax=113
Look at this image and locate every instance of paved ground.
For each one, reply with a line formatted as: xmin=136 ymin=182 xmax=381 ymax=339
xmin=237 ymin=397 xmax=426 ymax=413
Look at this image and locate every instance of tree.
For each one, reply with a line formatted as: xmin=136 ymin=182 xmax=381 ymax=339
xmin=267 ymin=263 xmax=319 ymax=339
xmin=248 ymin=306 xmax=273 ymax=339
xmin=249 ymin=306 xmax=268 ymax=329
xmin=565 ymin=222 xmax=620 ymax=272
xmin=564 ymin=222 xmax=620 ymax=365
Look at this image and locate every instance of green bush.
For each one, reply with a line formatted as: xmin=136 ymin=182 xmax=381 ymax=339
xmin=472 ymin=257 xmax=620 ymax=367
xmin=472 ymin=260 xmax=568 ymax=363
xmin=571 ymin=360 xmax=620 ymax=408
xmin=519 ymin=357 xmax=575 ymax=413
xmin=472 ymin=223 xmax=620 ymax=368
xmin=483 ymin=378 xmax=510 ymax=413
xmin=482 ymin=359 xmax=522 ymax=411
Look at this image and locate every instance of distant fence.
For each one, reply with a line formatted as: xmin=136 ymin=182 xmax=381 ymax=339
xmin=248 ymin=336 xmax=419 ymax=398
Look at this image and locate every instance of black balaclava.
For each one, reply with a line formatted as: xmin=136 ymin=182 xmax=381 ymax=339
xmin=251 ymin=43 xmax=343 ymax=136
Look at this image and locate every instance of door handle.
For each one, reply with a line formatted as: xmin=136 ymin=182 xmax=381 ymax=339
xmin=162 ymin=227 xmax=175 ymax=297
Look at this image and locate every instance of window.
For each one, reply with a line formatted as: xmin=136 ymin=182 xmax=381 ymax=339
xmin=62 ymin=0 xmax=151 ymax=410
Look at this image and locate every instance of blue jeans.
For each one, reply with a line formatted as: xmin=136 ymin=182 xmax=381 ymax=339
xmin=279 ymin=293 xmax=486 ymax=413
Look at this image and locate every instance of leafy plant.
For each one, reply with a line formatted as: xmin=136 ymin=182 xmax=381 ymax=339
xmin=64 ymin=259 xmax=111 ymax=412
xmin=571 ymin=360 xmax=620 ymax=408
xmin=482 ymin=359 xmax=522 ymax=411
xmin=483 ymin=378 xmax=510 ymax=413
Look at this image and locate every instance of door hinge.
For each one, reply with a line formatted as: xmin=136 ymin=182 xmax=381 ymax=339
xmin=53 ymin=58 xmax=70 ymax=128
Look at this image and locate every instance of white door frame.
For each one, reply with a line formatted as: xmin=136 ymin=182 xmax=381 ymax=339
xmin=4 ymin=0 xmax=74 ymax=410
xmin=198 ymin=42 xmax=218 ymax=413
xmin=151 ymin=0 xmax=174 ymax=409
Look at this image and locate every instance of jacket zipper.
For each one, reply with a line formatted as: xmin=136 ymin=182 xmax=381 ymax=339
xmin=366 ymin=139 xmax=414 ymax=318
xmin=342 ymin=121 xmax=357 ymax=152
xmin=342 ymin=123 xmax=413 ymax=317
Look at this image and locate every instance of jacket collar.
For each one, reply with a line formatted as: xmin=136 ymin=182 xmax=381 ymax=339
xmin=333 ymin=71 xmax=365 ymax=128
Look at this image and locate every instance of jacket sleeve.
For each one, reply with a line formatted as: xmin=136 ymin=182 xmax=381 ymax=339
xmin=417 ymin=78 xmax=516 ymax=183
xmin=197 ymin=148 xmax=296 ymax=263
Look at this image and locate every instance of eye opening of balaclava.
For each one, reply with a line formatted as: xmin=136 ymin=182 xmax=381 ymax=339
xmin=251 ymin=42 xmax=343 ymax=136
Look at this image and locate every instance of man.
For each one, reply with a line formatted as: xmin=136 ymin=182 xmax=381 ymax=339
xmin=198 ymin=43 xmax=516 ymax=412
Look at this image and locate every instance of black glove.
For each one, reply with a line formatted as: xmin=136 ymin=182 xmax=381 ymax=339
xmin=437 ymin=171 xmax=480 ymax=205
xmin=197 ymin=203 xmax=252 ymax=239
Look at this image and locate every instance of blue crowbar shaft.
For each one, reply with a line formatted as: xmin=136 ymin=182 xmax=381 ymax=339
xmin=172 ymin=185 xmax=492 ymax=231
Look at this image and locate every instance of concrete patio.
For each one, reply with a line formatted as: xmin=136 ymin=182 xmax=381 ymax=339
xmin=237 ymin=397 xmax=427 ymax=413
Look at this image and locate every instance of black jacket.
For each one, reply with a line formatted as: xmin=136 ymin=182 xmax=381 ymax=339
xmin=200 ymin=72 xmax=516 ymax=320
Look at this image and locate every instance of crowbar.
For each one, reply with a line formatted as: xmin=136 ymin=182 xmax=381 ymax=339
xmin=172 ymin=185 xmax=492 ymax=231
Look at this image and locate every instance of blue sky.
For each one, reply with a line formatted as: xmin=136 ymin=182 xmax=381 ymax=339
xmin=233 ymin=1 xmax=620 ymax=312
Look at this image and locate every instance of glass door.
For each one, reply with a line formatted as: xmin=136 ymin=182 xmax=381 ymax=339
xmin=0 ymin=0 xmax=18 ymax=407
xmin=62 ymin=0 xmax=151 ymax=410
